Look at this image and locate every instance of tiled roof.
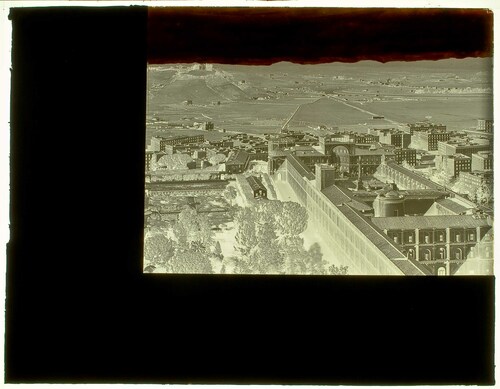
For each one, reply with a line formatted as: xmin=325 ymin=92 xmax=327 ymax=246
xmin=226 ymin=150 xmax=250 ymax=165
xmin=371 ymin=215 xmax=492 ymax=230
xmin=435 ymin=198 xmax=469 ymax=214
xmin=293 ymin=149 xmax=325 ymax=157
xmin=246 ymin=176 xmax=266 ymax=192
xmin=391 ymin=259 xmax=430 ymax=275
xmin=322 ymin=185 xmax=352 ymax=205
xmin=338 ymin=204 xmax=407 ymax=261
xmin=384 ymin=161 xmax=444 ymax=190
xmin=404 ymin=190 xmax=447 ymax=199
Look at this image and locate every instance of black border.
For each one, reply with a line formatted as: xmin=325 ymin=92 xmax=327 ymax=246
xmin=6 ymin=6 xmax=495 ymax=384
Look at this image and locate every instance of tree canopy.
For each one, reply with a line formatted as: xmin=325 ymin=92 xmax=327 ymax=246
xmin=228 ymin=200 xmax=346 ymax=275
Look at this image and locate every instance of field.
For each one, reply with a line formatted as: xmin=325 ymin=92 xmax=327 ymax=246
xmin=352 ymin=95 xmax=493 ymax=130
xmin=147 ymin=59 xmax=493 ymax=138
xmin=290 ymin=97 xmax=394 ymax=128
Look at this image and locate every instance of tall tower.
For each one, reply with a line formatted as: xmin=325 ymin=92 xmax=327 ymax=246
xmin=315 ymin=164 xmax=336 ymax=191
xmin=355 ymin=156 xmax=363 ymax=190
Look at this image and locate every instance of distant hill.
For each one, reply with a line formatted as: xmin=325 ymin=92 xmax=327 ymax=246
xmin=263 ymin=57 xmax=493 ymax=75
xmin=147 ymin=66 xmax=251 ymax=108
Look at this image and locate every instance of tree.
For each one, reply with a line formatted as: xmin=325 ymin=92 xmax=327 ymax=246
xmin=252 ymin=241 xmax=283 ymax=274
xmin=166 ymin=249 xmax=213 ymax=274
xmin=209 ymin=153 xmax=226 ymax=165
xmin=143 ymin=234 xmax=174 ymax=266
xmin=305 ymin=242 xmax=327 ymax=275
xmin=173 ymin=206 xmax=214 ymax=249
xmin=234 ymin=207 xmax=258 ymax=256
xmin=220 ymin=256 xmax=251 ymax=274
xmin=475 ymin=183 xmax=493 ymax=205
xmin=327 ymin=263 xmax=349 ymax=275
xmin=256 ymin=221 xmax=277 ymax=244
xmin=223 ymin=186 xmax=238 ymax=205
xmin=282 ymin=236 xmax=309 ymax=274
xmin=278 ymin=201 xmax=308 ymax=236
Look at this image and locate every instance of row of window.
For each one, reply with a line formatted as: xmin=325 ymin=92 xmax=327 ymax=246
xmin=307 ymin=192 xmax=392 ymax=274
xmin=393 ymin=232 xmax=477 ymax=244
xmin=406 ymin=247 xmax=464 ymax=261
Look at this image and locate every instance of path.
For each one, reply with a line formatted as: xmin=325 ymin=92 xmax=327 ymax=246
xmin=326 ymin=94 xmax=404 ymax=127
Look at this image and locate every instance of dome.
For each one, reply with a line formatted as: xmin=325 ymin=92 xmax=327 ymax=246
xmin=384 ymin=190 xmax=402 ymax=198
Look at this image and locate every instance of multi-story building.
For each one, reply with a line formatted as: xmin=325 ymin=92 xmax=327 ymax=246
xmin=268 ymin=134 xmax=299 ymax=153
xmin=347 ymin=147 xmax=395 ymax=176
xmin=225 ymin=150 xmax=250 ymax=174
xmin=394 ymin=148 xmax=417 ymax=166
xmin=471 ymin=151 xmax=493 ymax=171
xmin=145 ymin=151 xmax=154 ymax=171
xmin=353 ymin=133 xmax=380 ymax=144
xmin=443 ymin=154 xmax=472 ymax=178
xmin=373 ymin=128 xmax=411 ymax=148
xmin=411 ymin=131 xmax=451 ymax=151
xmin=406 ymin=122 xmax=447 ymax=135
xmin=290 ymin=146 xmax=330 ymax=172
xmin=477 ymin=118 xmax=493 ymax=133
xmin=371 ymin=214 xmax=493 ymax=275
xmin=375 ymin=160 xmax=445 ymax=191
xmin=163 ymin=144 xmax=186 ymax=155
xmin=193 ymin=150 xmax=207 ymax=159
xmin=320 ymin=136 xmax=396 ymax=176
xmin=273 ymin=156 xmax=493 ymax=275
xmin=150 ymin=135 xmax=205 ymax=151
xmin=319 ymin=135 xmax=356 ymax=156
xmin=437 ymin=140 xmax=492 ymax=158
xmin=458 ymin=171 xmax=493 ymax=197
xmin=273 ymin=157 xmax=427 ymax=275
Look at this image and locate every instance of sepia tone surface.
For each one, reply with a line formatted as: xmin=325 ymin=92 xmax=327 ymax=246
xmin=144 ymin=59 xmax=493 ymax=275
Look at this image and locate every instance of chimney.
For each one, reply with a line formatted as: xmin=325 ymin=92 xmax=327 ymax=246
xmin=315 ymin=164 xmax=336 ymax=191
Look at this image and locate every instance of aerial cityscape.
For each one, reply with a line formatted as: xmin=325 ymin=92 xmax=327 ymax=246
xmin=143 ymin=59 xmax=493 ymax=275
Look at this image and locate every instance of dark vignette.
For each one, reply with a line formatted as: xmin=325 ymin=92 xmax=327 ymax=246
xmin=6 ymin=6 xmax=495 ymax=384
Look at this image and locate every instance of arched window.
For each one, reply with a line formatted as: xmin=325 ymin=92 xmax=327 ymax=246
xmin=424 ymin=249 xmax=432 ymax=261
xmin=408 ymin=235 xmax=413 ymax=243
xmin=407 ymin=249 xmax=415 ymax=260
xmin=424 ymin=234 xmax=430 ymax=244
xmin=439 ymin=248 xmax=446 ymax=259
xmin=455 ymin=248 xmax=463 ymax=260
xmin=438 ymin=267 xmax=446 ymax=276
